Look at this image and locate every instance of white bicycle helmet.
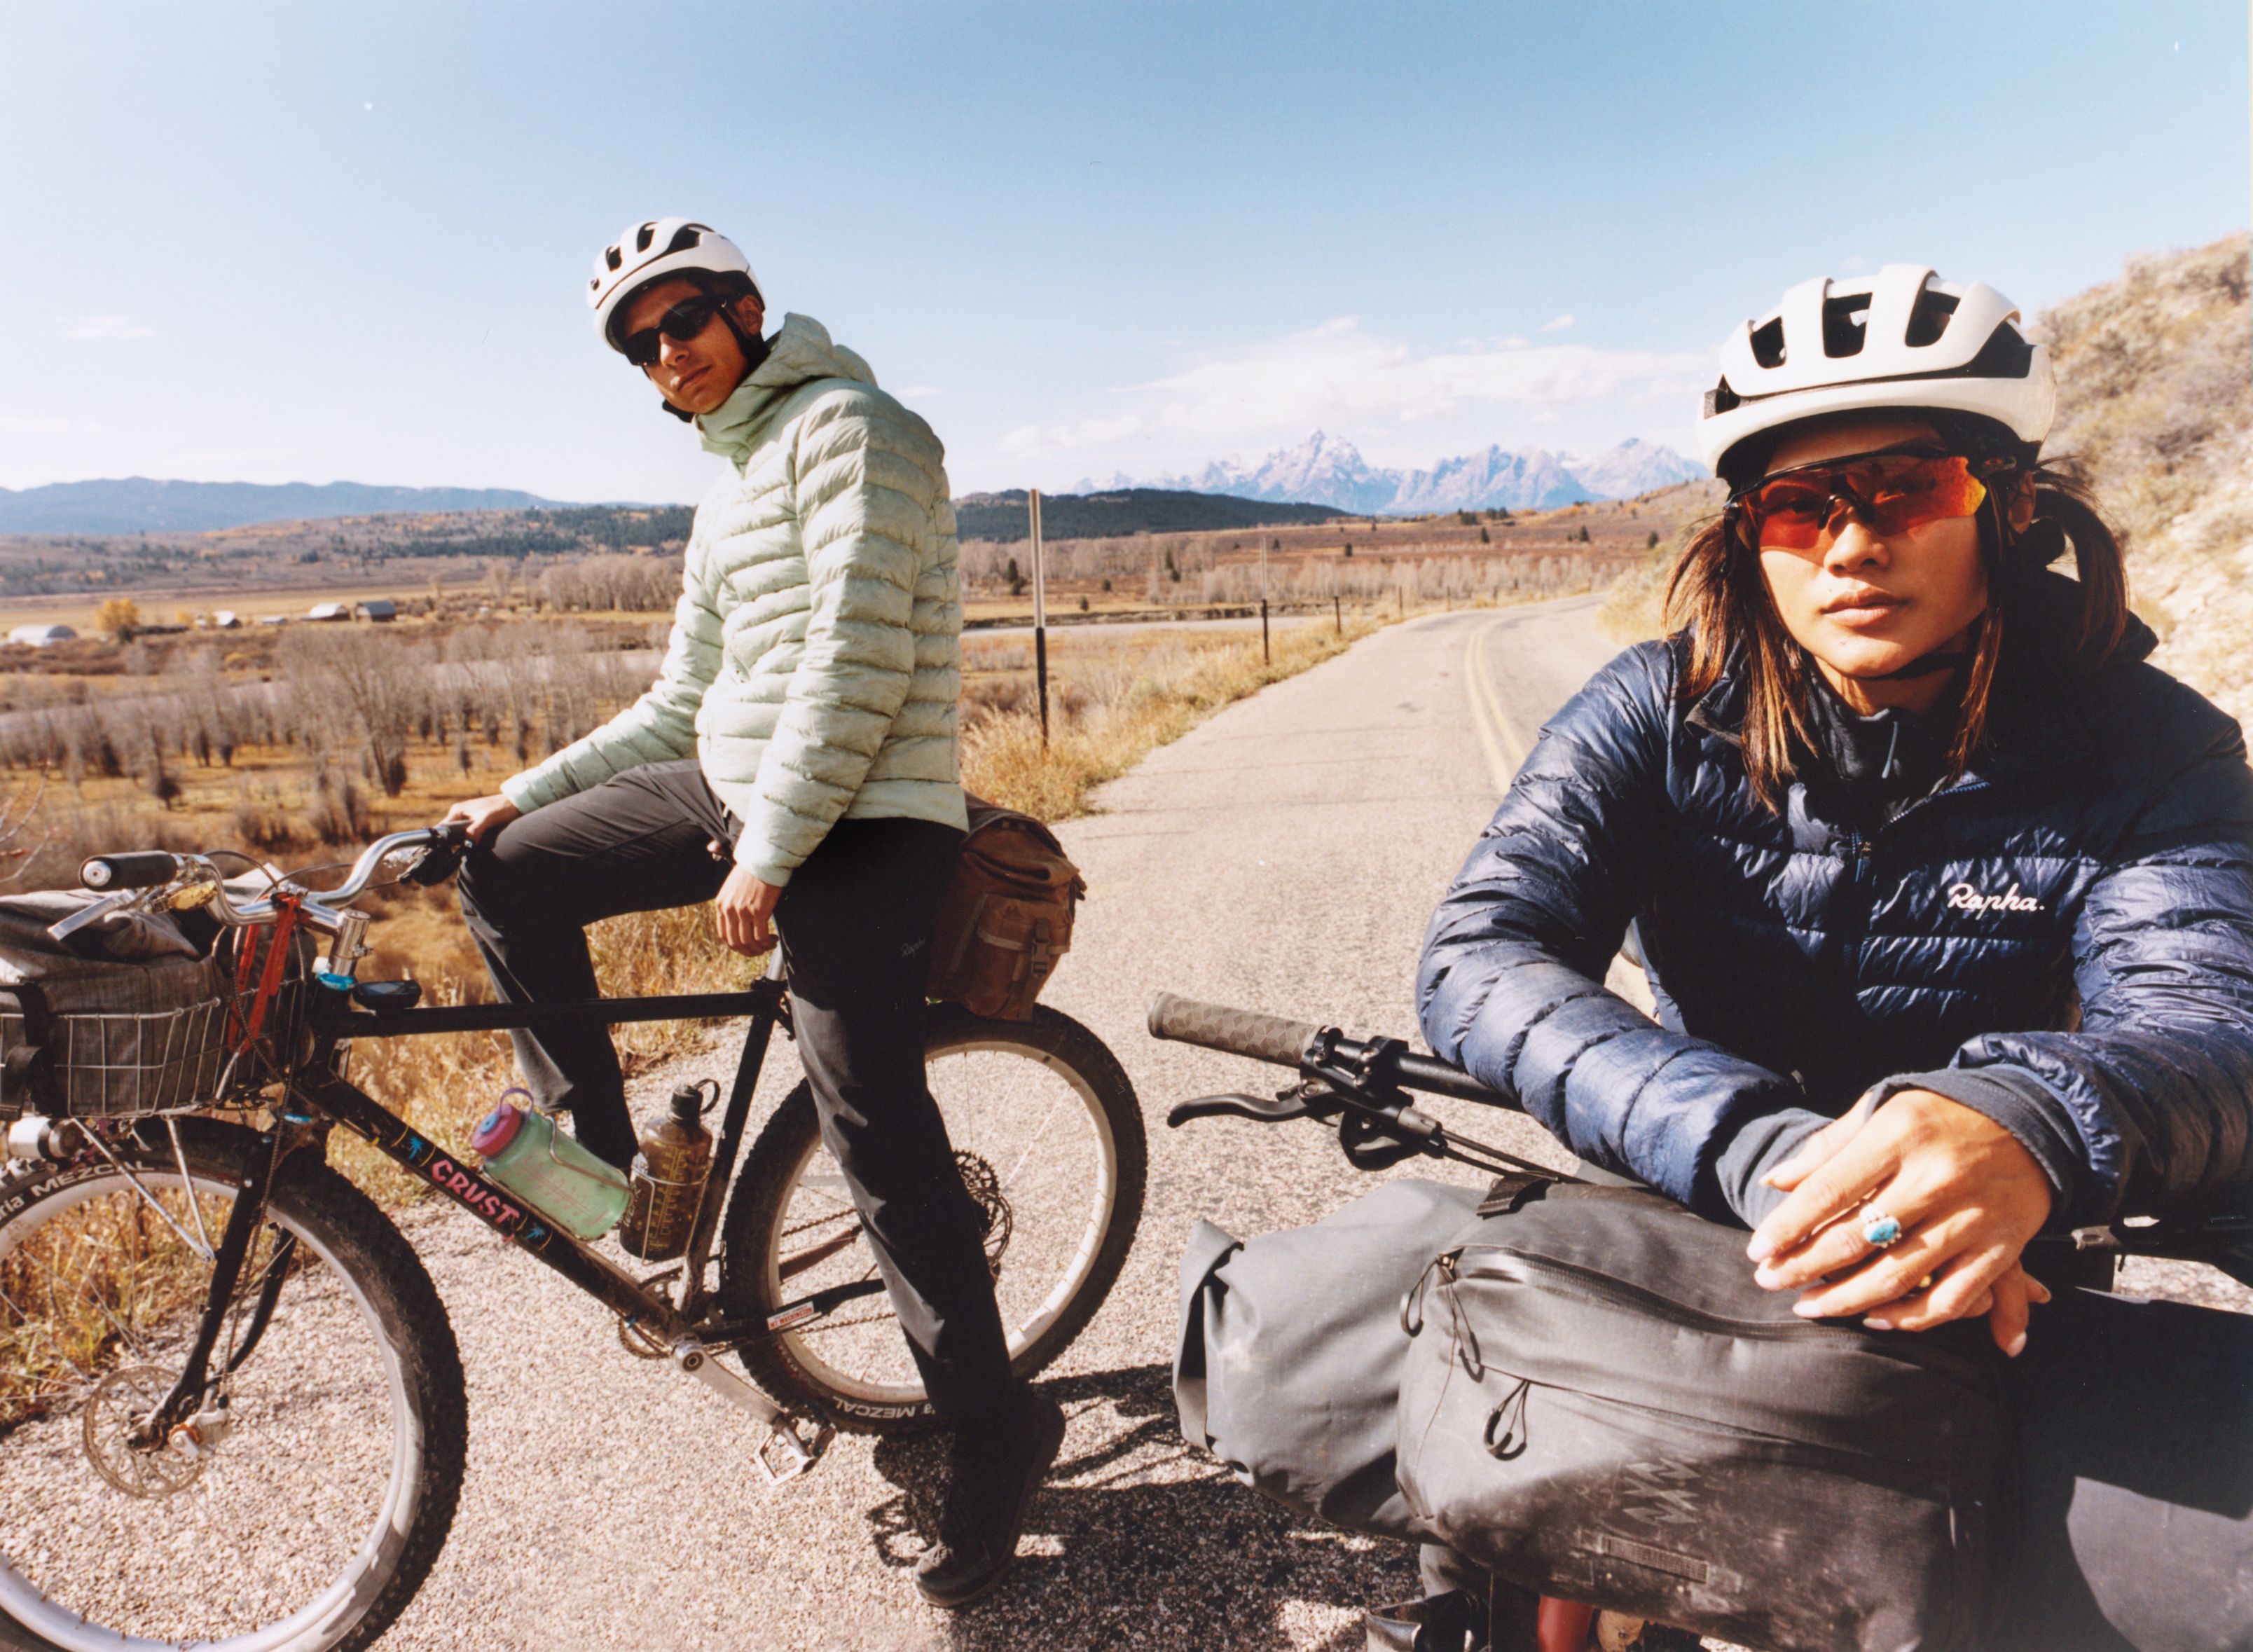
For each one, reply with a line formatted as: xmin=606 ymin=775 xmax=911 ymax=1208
xmin=1699 ymin=265 xmax=2055 ymax=484
xmin=588 ymin=218 xmax=761 ymax=350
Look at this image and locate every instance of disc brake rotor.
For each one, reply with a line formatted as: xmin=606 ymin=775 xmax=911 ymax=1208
xmin=81 ymin=1365 xmax=207 ymax=1499
xmin=954 ymin=1150 xmax=1012 ymax=1276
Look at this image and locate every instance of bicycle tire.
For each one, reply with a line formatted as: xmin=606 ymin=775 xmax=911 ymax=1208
xmin=720 ymin=1003 xmax=1145 ymax=1435
xmin=0 ymin=1118 xmax=467 ymax=1652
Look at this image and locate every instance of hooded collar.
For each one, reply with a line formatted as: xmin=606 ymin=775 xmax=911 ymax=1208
xmin=694 ymin=313 xmax=879 ymax=467
xmin=1681 ymin=570 xmax=2156 ymax=783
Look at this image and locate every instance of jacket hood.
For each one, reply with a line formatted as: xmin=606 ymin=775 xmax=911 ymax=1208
xmin=696 ymin=314 xmax=878 ymax=464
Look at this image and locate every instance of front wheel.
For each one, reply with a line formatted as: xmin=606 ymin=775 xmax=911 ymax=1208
xmin=0 ymin=1119 xmax=467 ymax=1652
xmin=720 ymin=1004 xmax=1145 ymax=1435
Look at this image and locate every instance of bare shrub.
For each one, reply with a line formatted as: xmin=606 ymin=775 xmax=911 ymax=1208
xmin=278 ymin=626 xmax=435 ymax=798
xmin=303 ymin=764 xmax=373 ymax=846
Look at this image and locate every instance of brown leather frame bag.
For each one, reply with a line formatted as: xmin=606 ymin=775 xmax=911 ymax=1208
xmin=927 ymin=794 xmax=1086 ymax=1020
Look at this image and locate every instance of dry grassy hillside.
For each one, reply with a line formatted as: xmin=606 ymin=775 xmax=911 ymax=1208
xmin=1601 ymin=234 xmax=2253 ymax=731
xmin=2034 ymin=233 xmax=2252 ymax=726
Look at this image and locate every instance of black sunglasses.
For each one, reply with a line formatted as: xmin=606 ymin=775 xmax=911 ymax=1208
xmin=619 ymin=294 xmax=732 ymax=368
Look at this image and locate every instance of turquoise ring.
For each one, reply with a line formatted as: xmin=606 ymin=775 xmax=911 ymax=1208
xmin=1861 ymin=1211 xmax=1903 ymax=1248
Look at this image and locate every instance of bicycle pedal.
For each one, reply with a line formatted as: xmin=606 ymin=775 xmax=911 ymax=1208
xmin=756 ymin=1419 xmax=834 ymax=1486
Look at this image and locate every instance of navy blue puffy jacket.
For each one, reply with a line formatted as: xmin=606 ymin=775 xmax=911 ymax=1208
xmin=1417 ymin=583 xmax=2253 ymax=1227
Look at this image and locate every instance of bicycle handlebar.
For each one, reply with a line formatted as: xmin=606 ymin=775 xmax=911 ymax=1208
xmin=1145 ymin=991 xmax=1515 ymax=1107
xmin=1146 ymin=993 xmax=1321 ymax=1067
xmin=53 ymin=825 xmax=469 ymax=946
xmin=80 ymin=851 xmax=185 ymax=890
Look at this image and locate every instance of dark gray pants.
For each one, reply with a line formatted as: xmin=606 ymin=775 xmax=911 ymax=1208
xmin=457 ymin=760 xmax=1013 ymax=1419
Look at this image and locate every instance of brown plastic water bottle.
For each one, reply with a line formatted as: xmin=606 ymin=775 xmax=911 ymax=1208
xmin=619 ymin=1082 xmax=715 ymax=1261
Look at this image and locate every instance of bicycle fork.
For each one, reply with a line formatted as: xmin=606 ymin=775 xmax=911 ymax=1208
xmin=133 ymin=1113 xmax=312 ymax=1450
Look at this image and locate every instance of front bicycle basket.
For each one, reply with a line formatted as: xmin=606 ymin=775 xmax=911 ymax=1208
xmin=0 ymin=925 xmax=312 ymax=1122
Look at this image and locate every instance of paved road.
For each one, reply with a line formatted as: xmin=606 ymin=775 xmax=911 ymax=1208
xmin=363 ymin=596 xmax=1614 ymax=1651
xmin=368 ymin=592 xmax=2241 ymax=1651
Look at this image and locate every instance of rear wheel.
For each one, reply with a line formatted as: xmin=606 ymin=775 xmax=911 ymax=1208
xmin=0 ymin=1119 xmax=466 ymax=1652
xmin=721 ymin=1005 xmax=1144 ymax=1435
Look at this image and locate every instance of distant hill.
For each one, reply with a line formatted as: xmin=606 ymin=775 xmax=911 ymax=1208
xmin=953 ymin=488 xmax=1349 ymax=543
xmin=0 ymin=477 xmax=570 ymax=535
xmin=1082 ymin=432 xmax=1706 ymax=514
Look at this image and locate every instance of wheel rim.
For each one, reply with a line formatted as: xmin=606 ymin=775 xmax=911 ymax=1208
xmin=762 ymin=1031 xmax=1121 ymax=1410
xmin=0 ymin=1164 xmax=417 ymax=1652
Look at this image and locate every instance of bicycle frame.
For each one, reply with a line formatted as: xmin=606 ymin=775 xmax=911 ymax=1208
xmin=151 ymin=970 xmax=844 ymax=1480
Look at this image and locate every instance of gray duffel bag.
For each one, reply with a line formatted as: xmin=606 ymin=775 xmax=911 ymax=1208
xmin=1174 ymin=1176 xmax=1487 ymax=1539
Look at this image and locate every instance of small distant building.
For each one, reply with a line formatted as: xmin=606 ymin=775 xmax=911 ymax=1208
xmin=355 ymin=600 xmax=399 ymax=623
xmin=6 ymin=624 xmax=76 ymax=647
xmin=210 ymin=610 xmax=242 ymax=630
xmin=258 ymin=614 xmax=290 ymax=627
xmin=307 ymin=602 xmax=350 ymax=622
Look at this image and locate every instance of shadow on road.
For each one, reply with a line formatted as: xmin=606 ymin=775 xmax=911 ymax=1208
xmin=864 ymin=1362 xmax=1406 ymax=1651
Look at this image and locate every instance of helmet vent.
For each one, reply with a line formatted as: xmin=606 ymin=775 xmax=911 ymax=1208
xmin=605 ymin=245 xmax=623 ymax=271
xmin=1821 ymin=297 xmax=1869 ymax=358
xmin=1905 ymin=287 xmax=1959 ymax=347
xmin=1749 ymin=317 xmax=1786 ymax=369
xmin=663 ymin=223 xmax=708 ymax=257
xmin=634 ymin=221 xmax=657 ymax=254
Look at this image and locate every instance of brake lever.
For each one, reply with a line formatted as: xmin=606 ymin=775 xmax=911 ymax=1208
xmin=1166 ymin=1092 xmax=1322 ymax=1129
xmin=47 ymin=889 xmax=145 ymax=945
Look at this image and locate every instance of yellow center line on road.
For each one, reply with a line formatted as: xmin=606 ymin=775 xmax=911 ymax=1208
xmin=1463 ymin=614 xmax=1529 ymax=794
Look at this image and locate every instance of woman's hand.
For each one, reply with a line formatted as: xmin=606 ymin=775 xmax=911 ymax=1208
xmin=1746 ymin=1089 xmax=2054 ymax=1354
xmin=714 ymin=861 xmax=780 ymax=956
xmin=443 ymin=793 xmax=521 ymax=844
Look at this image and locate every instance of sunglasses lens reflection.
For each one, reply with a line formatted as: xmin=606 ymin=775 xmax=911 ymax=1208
xmin=1746 ymin=455 xmax=1988 ymax=550
xmin=621 ymin=296 xmax=726 ymax=367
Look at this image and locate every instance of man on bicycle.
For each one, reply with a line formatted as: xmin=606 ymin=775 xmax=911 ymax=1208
xmin=444 ymin=217 xmax=1061 ymax=1606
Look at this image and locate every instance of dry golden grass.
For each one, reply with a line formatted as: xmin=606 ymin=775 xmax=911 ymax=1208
xmin=287 ymin=616 xmax=1391 ymax=1204
xmin=0 ymin=609 xmax=1421 ymax=1417
xmin=4 ymin=613 xmax=1400 ymax=1220
xmin=961 ymin=617 xmax=1385 ymax=818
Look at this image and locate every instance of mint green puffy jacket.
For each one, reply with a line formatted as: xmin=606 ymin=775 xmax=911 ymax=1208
xmin=501 ymin=314 xmax=966 ymax=884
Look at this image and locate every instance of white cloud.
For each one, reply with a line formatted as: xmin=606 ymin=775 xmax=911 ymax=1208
xmin=1538 ymin=312 xmax=1576 ymax=333
xmin=999 ymin=316 xmax=1710 ymax=463
xmin=60 ymin=315 xmax=156 ymax=340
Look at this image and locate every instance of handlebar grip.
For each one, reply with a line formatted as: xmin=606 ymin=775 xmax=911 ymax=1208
xmin=404 ymin=822 xmax=471 ymax=888
xmin=1147 ymin=992 xmax=1321 ymax=1068
xmin=80 ymin=852 xmax=182 ymax=890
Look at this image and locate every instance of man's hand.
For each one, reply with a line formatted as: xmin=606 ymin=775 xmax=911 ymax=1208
xmin=714 ymin=860 xmax=781 ymax=956
xmin=444 ymin=793 xmax=521 ymax=844
xmin=1746 ymin=1089 xmax=2054 ymax=1355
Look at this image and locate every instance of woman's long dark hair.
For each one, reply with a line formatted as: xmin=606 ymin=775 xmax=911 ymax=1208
xmin=1665 ymin=434 xmax=2130 ymax=811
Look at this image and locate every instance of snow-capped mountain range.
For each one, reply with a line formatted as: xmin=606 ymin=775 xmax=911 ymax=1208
xmin=1076 ymin=432 xmax=1704 ymax=515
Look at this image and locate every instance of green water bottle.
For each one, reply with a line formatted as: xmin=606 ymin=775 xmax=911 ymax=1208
xmin=470 ymin=1088 xmax=631 ymax=1241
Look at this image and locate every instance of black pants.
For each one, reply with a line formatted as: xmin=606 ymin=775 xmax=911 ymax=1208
xmin=457 ymin=760 xmax=1014 ymax=1420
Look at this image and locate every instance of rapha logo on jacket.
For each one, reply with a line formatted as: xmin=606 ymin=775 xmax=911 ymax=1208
xmin=1947 ymin=881 xmax=2044 ymax=916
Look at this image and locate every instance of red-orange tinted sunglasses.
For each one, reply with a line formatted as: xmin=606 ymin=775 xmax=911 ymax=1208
xmin=1731 ymin=451 xmax=2001 ymax=551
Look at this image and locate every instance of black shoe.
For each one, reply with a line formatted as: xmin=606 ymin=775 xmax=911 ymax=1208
xmin=913 ymin=1389 xmax=1067 ymax=1609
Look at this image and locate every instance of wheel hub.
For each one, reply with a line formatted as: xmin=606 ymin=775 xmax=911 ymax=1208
xmin=82 ymin=1365 xmax=212 ymax=1499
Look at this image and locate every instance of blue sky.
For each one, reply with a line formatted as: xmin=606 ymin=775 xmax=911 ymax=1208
xmin=2 ymin=1 xmax=2245 ymax=502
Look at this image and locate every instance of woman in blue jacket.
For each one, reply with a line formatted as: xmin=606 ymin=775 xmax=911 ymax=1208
xmin=1419 ymin=263 xmax=2253 ymax=1360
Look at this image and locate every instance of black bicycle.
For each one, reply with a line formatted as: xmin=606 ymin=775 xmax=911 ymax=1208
xmin=0 ymin=827 xmax=1144 ymax=1652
